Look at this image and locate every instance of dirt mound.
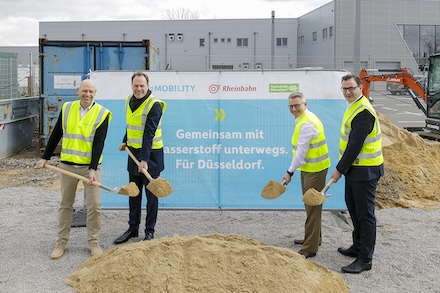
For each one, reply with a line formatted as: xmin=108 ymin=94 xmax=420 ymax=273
xmin=376 ymin=112 xmax=440 ymax=209
xmin=67 ymin=234 xmax=348 ymax=293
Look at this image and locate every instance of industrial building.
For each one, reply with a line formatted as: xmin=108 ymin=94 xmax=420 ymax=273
xmin=35 ymin=0 xmax=440 ymax=75
xmin=0 ymin=0 xmax=439 ymax=80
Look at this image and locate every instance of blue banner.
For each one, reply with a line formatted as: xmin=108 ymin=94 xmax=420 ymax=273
xmin=92 ymin=70 xmax=348 ymax=209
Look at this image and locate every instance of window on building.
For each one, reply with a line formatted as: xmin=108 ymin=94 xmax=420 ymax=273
xmin=421 ymin=26 xmax=435 ymax=61
xmin=221 ymin=38 xmax=225 ymax=43
xmin=276 ymin=37 xmax=288 ymax=47
xmin=214 ymin=38 xmax=218 ymax=43
xmin=227 ymin=38 xmax=231 ymax=43
xmin=237 ymin=38 xmax=249 ymax=47
xmin=199 ymin=38 xmax=205 ymax=47
xmin=298 ymin=35 xmax=304 ymax=45
xmin=329 ymin=26 xmax=334 ymax=38
xmin=312 ymin=31 xmax=317 ymax=42
xmin=402 ymin=25 xmax=420 ymax=63
xmin=397 ymin=24 xmax=440 ymax=67
xmin=322 ymin=28 xmax=328 ymax=39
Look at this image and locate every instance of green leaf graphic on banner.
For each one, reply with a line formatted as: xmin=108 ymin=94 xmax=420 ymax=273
xmin=269 ymin=83 xmax=299 ymax=92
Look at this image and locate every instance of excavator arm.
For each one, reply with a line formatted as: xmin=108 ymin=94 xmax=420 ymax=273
xmin=358 ymin=67 xmax=440 ymax=140
xmin=359 ymin=68 xmax=427 ymax=101
xmin=359 ymin=68 xmax=427 ymax=116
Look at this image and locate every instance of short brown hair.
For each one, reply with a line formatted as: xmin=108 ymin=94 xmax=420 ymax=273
xmin=341 ymin=74 xmax=362 ymax=86
xmin=131 ymin=72 xmax=149 ymax=83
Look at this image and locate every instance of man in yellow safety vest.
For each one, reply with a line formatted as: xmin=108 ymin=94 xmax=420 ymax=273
xmin=282 ymin=91 xmax=330 ymax=259
xmin=36 ymin=79 xmax=112 ymax=259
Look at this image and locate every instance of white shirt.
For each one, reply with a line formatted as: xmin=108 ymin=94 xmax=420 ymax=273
xmin=80 ymin=102 xmax=93 ymax=119
xmin=288 ymin=111 xmax=319 ymax=173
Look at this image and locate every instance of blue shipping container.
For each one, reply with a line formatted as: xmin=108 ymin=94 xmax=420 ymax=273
xmin=38 ymin=38 xmax=159 ymax=147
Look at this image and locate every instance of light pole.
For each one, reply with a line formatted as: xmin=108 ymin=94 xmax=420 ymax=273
xmin=271 ymin=11 xmax=275 ymax=69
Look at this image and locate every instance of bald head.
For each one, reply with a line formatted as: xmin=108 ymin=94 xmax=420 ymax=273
xmin=77 ymin=79 xmax=97 ymax=109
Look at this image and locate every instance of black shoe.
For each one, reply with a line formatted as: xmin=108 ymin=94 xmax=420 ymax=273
xmin=342 ymin=258 xmax=372 ymax=274
xmin=114 ymin=229 xmax=138 ymax=245
xmin=338 ymin=246 xmax=358 ymax=257
xmin=144 ymin=232 xmax=154 ymax=241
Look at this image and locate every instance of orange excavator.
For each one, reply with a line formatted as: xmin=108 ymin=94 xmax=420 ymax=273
xmin=359 ymin=67 xmax=427 ymax=115
xmin=358 ymin=55 xmax=440 ymax=141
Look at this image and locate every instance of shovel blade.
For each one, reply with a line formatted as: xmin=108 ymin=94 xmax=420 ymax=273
xmin=261 ymin=180 xmax=287 ymax=199
xmin=147 ymin=178 xmax=173 ymax=198
xmin=302 ymin=188 xmax=327 ymax=206
xmin=116 ymin=182 xmax=139 ymax=197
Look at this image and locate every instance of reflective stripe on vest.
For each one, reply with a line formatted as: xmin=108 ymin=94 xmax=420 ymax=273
xmin=292 ymin=110 xmax=330 ymax=172
xmin=60 ymin=100 xmax=112 ymax=164
xmin=126 ymin=94 xmax=166 ymax=149
xmin=339 ymin=96 xmax=384 ymax=166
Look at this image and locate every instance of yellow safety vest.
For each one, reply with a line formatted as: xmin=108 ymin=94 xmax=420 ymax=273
xmin=339 ymin=96 xmax=383 ymax=166
xmin=292 ymin=110 xmax=330 ymax=172
xmin=60 ymin=100 xmax=112 ymax=164
xmin=126 ymin=93 xmax=166 ymax=149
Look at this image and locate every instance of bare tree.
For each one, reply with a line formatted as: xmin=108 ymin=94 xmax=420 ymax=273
xmin=162 ymin=8 xmax=200 ymax=20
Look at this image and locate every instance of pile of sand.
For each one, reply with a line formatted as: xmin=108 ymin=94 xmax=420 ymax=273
xmin=67 ymin=234 xmax=348 ymax=293
xmin=376 ymin=112 xmax=440 ymax=209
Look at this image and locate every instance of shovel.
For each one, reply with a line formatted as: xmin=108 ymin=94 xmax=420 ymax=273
xmin=302 ymin=178 xmax=335 ymax=206
xmin=261 ymin=180 xmax=287 ymax=199
xmin=124 ymin=148 xmax=173 ymax=198
xmin=43 ymin=163 xmax=139 ymax=197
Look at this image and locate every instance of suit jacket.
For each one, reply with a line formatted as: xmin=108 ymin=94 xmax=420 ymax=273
xmin=336 ymin=109 xmax=384 ymax=182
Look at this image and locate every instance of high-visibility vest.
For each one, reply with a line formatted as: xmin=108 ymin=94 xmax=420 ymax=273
xmin=339 ymin=96 xmax=383 ymax=166
xmin=292 ymin=110 xmax=330 ymax=172
xmin=60 ymin=100 xmax=112 ymax=164
xmin=126 ymin=93 xmax=166 ymax=149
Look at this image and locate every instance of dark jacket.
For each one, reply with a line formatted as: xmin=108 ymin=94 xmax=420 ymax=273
xmin=336 ymin=109 xmax=384 ymax=182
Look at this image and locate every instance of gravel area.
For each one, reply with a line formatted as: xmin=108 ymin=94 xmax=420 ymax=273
xmin=0 ymin=183 xmax=439 ymax=292
xmin=1 ymin=140 xmax=439 ymax=292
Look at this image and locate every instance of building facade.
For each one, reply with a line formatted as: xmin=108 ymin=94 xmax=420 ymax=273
xmin=39 ymin=17 xmax=298 ymax=72
xmin=0 ymin=47 xmax=38 ymax=97
xmin=3 ymin=0 xmax=440 ymax=78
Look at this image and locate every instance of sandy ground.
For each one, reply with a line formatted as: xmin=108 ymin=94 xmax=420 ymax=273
xmin=0 ymin=183 xmax=439 ymax=292
xmin=1 ymin=112 xmax=440 ymax=292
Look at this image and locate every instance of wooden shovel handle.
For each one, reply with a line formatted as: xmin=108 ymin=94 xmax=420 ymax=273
xmin=124 ymin=148 xmax=154 ymax=181
xmin=320 ymin=177 xmax=335 ymax=194
xmin=43 ymin=163 xmax=114 ymax=193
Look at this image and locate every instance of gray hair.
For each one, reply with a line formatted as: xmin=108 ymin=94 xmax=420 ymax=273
xmin=288 ymin=91 xmax=306 ymax=102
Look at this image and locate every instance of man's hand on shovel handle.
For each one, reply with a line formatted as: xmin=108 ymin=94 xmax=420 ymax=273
xmin=35 ymin=159 xmax=47 ymax=169
xmin=139 ymin=160 xmax=149 ymax=173
xmin=283 ymin=171 xmax=293 ymax=185
xmin=331 ymin=169 xmax=342 ymax=183
xmin=88 ymin=169 xmax=97 ymax=185
xmin=118 ymin=143 xmax=127 ymax=151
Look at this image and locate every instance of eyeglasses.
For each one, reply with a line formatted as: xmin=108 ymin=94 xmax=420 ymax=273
xmin=289 ymin=103 xmax=304 ymax=109
xmin=341 ymin=86 xmax=359 ymax=92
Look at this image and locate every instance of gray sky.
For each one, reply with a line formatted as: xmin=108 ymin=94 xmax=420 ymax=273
xmin=0 ymin=0 xmax=331 ymax=46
